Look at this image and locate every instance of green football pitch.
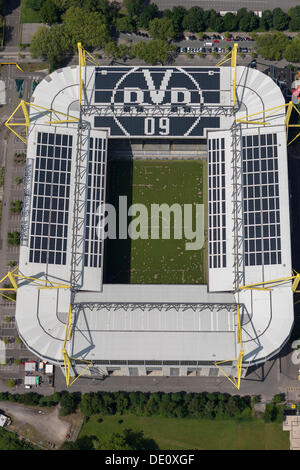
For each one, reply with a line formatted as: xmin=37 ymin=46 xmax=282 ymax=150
xmin=104 ymin=159 xmax=207 ymax=285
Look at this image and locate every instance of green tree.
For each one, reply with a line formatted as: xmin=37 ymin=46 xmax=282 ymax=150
xmin=27 ymin=0 xmax=45 ymax=10
xmin=40 ymin=0 xmax=60 ymax=24
xmin=289 ymin=7 xmax=300 ymax=31
xmin=171 ymin=6 xmax=186 ymax=35
xmin=92 ymin=428 xmax=158 ymax=450
xmin=272 ymin=393 xmax=285 ymax=403
xmin=272 ymin=8 xmax=289 ymax=31
xmin=133 ymin=39 xmax=176 ymax=65
xmin=256 ymin=31 xmax=289 ymax=60
xmin=223 ymin=12 xmax=238 ymax=31
xmin=148 ymin=17 xmax=176 ymax=41
xmin=7 ymin=231 xmax=20 ymax=246
xmin=182 ymin=7 xmax=205 ymax=32
xmin=138 ymin=4 xmax=159 ymax=30
xmin=59 ymin=392 xmax=79 ymax=416
xmin=260 ymin=10 xmax=273 ymax=30
xmin=30 ymin=24 xmax=71 ymax=71
xmin=62 ymin=6 xmax=110 ymax=50
xmin=0 ymin=427 xmax=35 ymax=450
xmin=263 ymin=403 xmax=278 ymax=422
xmin=123 ymin=0 xmax=143 ymax=19
xmin=116 ymin=15 xmax=134 ymax=33
xmin=284 ymin=38 xmax=300 ymax=62
xmin=6 ymin=379 xmax=16 ymax=387
xmin=214 ymin=17 xmax=224 ymax=33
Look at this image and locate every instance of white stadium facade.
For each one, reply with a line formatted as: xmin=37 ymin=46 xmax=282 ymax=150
xmin=13 ymin=62 xmax=294 ymax=387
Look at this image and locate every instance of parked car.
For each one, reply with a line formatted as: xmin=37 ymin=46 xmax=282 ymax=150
xmin=213 ymin=39 xmax=219 ymax=43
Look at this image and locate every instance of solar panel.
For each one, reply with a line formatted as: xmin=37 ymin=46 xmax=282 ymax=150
xmin=208 ymin=137 xmax=227 ymax=269
xmin=29 ymin=131 xmax=72 ymax=265
xmin=242 ymin=133 xmax=281 ymax=266
xmin=84 ymin=136 xmax=107 ymax=268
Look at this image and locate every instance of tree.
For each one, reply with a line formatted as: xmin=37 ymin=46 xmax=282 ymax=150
xmin=10 ymin=200 xmax=23 ymax=214
xmin=182 ymin=7 xmax=205 ymax=32
xmin=236 ymin=8 xmax=248 ymax=26
xmin=62 ymin=6 xmax=110 ymax=50
xmin=289 ymin=6 xmax=300 ymax=31
xmin=263 ymin=403 xmax=278 ymax=422
xmin=148 ymin=17 xmax=176 ymax=41
xmin=256 ymin=31 xmax=289 ymax=60
xmin=214 ymin=17 xmax=224 ymax=33
xmin=207 ymin=9 xmax=218 ymax=31
xmin=260 ymin=10 xmax=273 ymax=31
xmin=239 ymin=12 xmax=254 ymax=32
xmin=223 ymin=12 xmax=238 ymax=32
xmin=272 ymin=8 xmax=289 ymax=31
xmin=59 ymin=392 xmax=79 ymax=415
xmin=272 ymin=393 xmax=285 ymax=403
xmin=27 ymin=0 xmax=46 ymax=10
xmin=40 ymin=0 xmax=60 ymax=24
xmin=30 ymin=24 xmax=71 ymax=71
xmin=123 ymin=0 xmax=143 ymax=19
xmin=171 ymin=6 xmax=186 ymax=35
xmin=7 ymin=231 xmax=20 ymax=246
xmin=133 ymin=39 xmax=176 ymax=65
xmin=138 ymin=4 xmax=159 ymax=30
xmin=249 ymin=14 xmax=259 ymax=31
xmin=93 ymin=428 xmax=158 ymax=450
xmin=0 ymin=427 xmax=35 ymax=450
xmin=6 ymin=379 xmax=16 ymax=387
xmin=116 ymin=16 xmax=134 ymax=33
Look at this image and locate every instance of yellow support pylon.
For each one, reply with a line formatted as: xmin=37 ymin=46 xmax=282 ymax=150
xmin=77 ymin=42 xmax=99 ymax=106
xmin=0 ymin=267 xmax=71 ymax=301
xmin=0 ymin=62 xmax=24 ymax=72
xmin=61 ymin=303 xmax=92 ymax=387
xmin=236 ymin=101 xmax=300 ymax=146
xmin=216 ymin=43 xmax=238 ymax=106
xmin=215 ymin=304 xmax=244 ymax=390
xmin=238 ymin=270 xmax=300 ymax=293
xmin=4 ymin=100 xmax=79 ymax=144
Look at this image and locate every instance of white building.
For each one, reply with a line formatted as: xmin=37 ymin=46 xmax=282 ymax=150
xmin=14 ymin=64 xmax=294 ymax=383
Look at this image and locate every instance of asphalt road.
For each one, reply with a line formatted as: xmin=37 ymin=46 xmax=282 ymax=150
xmin=153 ymin=0 xmax=300 ymax=12
xmin=3 ymin=0 xmax=21 ymax=48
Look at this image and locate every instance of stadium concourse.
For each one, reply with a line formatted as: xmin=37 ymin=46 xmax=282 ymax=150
xmin=13 ymin=64 xmax=293 ymax=387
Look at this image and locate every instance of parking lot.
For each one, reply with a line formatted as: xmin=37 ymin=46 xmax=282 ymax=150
xmin=177 ymin=33 xmax=254 ymax=55
xmin=0 ymin=65 xmax=49 ymax=392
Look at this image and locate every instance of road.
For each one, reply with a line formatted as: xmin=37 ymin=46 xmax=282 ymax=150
xmin=3 ymin=0 xmax=21 ymax=48
xmin=153 ymin=0 xmax=300 ymax=12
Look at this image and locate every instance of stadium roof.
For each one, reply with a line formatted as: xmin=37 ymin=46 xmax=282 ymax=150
xmin=15 ymin=65 xmax=294 ymax=370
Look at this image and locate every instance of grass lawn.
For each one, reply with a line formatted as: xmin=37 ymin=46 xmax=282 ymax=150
xmin=79 ymin=414 xmax=289 ymax=450
xmin=104 ymin=160 xmax=207 ymax=284
xmin=20 ymin=0 xmax=42 ymax=23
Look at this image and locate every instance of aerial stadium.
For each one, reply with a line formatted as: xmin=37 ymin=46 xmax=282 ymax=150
xmin=2 ymin=44 xmax=299 ymax=389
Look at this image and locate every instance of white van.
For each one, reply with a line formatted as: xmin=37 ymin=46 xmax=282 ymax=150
xmin=205 ymin=42 xmax=213 ymax=46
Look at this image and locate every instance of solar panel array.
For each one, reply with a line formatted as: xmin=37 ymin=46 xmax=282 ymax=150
xmin=84 ymin=136 xmax=107 ymax=268
xmin=208 ymin=137 xmax=227 ymax=269
xmin=242 ymin=133 xmax=281 ymax=266
xmin=29 ymin=132 xmax=72 ymax=265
